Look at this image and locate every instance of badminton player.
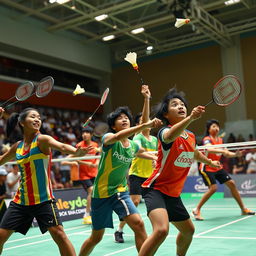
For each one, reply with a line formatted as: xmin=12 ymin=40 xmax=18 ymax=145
xmin=192 ymin=119 xmax=255 ymax=220
xmin=139 ymin=88 xmax=221 ymax=256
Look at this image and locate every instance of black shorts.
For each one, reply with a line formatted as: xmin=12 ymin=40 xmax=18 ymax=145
xmin=80 ymin=178 xmax=95 ymax=190
xmin=0 ymin=199 xmax=62 ymax=235
xmin=142 ymin=188 xmax=190 ymax=222
xmin=129 ymin=175 xmax=147 ymax=195
xmin=200 ymin=168 xmax=232 ymax=186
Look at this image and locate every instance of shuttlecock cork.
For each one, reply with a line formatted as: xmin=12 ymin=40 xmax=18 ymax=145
xmin=124 ymin=52 xmax=139 ymax=70
xmin=175 ymin=18 xmax=190 ymax=28
xmin=73 ymin=84 xmax=85 ymax=96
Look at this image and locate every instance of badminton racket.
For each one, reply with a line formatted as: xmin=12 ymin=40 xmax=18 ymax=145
xmin=0 ymin=76 xmax=54 ymax=109
xmin=35 ymin=76 xmax=54 ymax=98
xmin=205 ymin=75 xmax=242 ymax=107
xmin=0 ymin=81 xmax=35 ymax=109
xmin=83 ymin=88 xmax=109 ymax=127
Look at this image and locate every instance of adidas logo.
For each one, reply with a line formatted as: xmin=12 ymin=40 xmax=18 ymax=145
xmin=179 ymin=144 xmax=184 ymax=150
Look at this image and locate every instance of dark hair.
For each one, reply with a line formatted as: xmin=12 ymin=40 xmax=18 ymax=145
xmin=154 ymin=88 xmax=187 ymax=124
xmin=205 ymin=119 xmax=219 ymax=136
xmin=134 ymin=113 xmax=142 ymax=125
xmin=107 ymin=106 xmax=133 ymax=133
xmin=6 ymin=108 xmax=39 ymax=137
xmin=82 ymin=126 xmax=94 ymax=134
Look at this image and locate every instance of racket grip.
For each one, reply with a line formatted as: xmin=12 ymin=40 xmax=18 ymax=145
xmin=83 ymin=117 xmax=92 ymax=127
xmin=204 ymin=100 xmax=213 ymax=107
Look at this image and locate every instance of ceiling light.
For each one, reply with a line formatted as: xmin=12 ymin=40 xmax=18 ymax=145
xmin=147 ymin=46 xmax=153 ymax=51
xmin=131 ymin=27 xmax=145 ymax=34
xmin=102 ymin=35 xmax=115 ymax=41
xmin=95 ymin=14 xmax=108 ymax=21
xmin=49 ymin=0 xmax=70 ymax=3
xmin=224 ymin=0 xmax=240 ymax=5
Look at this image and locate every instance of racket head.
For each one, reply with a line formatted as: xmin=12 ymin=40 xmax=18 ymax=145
xmin=36 ymin=76 xmax=54 ymax=98
xmin=100 ymin=88 xmax=109 ymax=105
xmin=15 ymin=81 xmax=34 ymax=101
xmin=212 ymin=75 xmax=242 ymax=106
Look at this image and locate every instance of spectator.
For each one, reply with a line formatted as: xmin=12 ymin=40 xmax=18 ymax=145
xmin=0 ymin=167 xmax=7 ymax=222
xmin=245 ymin=149 xmax=256 ymax=174
xmin=6 ymin=164 xmax=20 ymax=198
xmin=231 ymin=156 xmax=246 ymax=174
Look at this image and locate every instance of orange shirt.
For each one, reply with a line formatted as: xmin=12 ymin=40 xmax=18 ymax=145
xmin=76 ymin=141 xmax=98 ymax=180
xmin=201 ymin=136 xmax=223 ymax=172
xmin=70 ymin=164 xmax=79 ymax=181
xmin=142 ymin=126 xmax=196 ymax=197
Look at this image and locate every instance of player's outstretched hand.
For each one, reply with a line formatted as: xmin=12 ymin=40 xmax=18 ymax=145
xmin=190 ymin=106 xmax=205 ymax=120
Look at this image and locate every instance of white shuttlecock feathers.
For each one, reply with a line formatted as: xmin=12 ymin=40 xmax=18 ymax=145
xmin=174 ymin=18 xmax=190 ymax=28
xmin=73 ymin=84 xmax=85 ymax=96
xmin=124 ymin=52 xmax=139 ymax=70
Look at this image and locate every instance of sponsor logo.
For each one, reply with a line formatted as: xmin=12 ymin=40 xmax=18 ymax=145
xmin=241 ymin=180 xmax=256 ymax=190
xmin=174 ymin=151 xmax=194 ymax=167
xmin=194 ymin=178 xmax=209 ymax=193
xmin=113 ymin=151 xmax=132 ymax=163
xmin=179 ymin=144 xmax=184 ymax=150
xmin=56 ymin=196 xmax=87 ymax=210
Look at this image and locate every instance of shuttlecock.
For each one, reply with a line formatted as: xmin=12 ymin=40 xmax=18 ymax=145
xmin=174 ymin=18 xmax=190 ymax=28
xmin=2 ymin=143 xmax=10 ymax=153
xmin=124 ymin=52 xmax=138 ymax=70
xmin=73 ymin=84 xmax=85 ymax=96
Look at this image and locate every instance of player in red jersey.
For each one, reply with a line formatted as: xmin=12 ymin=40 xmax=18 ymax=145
xmin=139 ymin=88 xmax=221 ymax=256
xmin=192 ymin=119 xmax=255 ymax=221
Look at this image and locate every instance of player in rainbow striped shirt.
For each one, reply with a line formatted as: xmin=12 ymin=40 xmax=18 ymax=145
xmin=0 ymin=107 xmax=92 ymax=256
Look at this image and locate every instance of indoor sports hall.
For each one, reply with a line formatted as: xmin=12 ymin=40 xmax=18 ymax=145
xmin=0 ymin=1 xmax=256 ymax=256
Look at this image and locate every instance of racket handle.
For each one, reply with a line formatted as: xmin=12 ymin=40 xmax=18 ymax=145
xmin=83 ymin=117 xmax=92 ymax=127
xmin=5 ymin=101 xmax=19 ymax=109
xmin=204 ymin=100 xmax=213 ymax=107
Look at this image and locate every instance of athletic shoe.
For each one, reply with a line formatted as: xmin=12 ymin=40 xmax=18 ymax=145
xmin=192 ymin=208 xmax=204 ymax=221
xmin=82 ymin=216 xmax=92 ymax=225
xmin=114 ymin=231 xmax=124 ymax=243
xmin=242 ymin=208 xmax=255 ymax=215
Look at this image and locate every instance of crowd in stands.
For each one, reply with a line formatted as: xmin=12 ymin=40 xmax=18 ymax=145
xmin=0 ymin=104 xmax=255 ymax=194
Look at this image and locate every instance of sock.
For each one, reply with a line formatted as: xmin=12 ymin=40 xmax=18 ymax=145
xmin=83 ymin=211 xmax=90 ymax=218
xmin=117 ymin=228 xmax=123 ymax=233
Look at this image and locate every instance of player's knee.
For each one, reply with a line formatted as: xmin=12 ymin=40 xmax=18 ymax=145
xmin=133 ymin=218 xmax=145 ymax=231
xmin=154 ymin=225 xmax=169 ymax=240
xmin=90 ymin=233 xmax=104 ymax=244
xmin=133 ymin=199 xmax=140 ymax=206
xmin=52 ymin=227 xmax=69 ymax=242
xmin=209 ymin=185 xmax=218 ymax=193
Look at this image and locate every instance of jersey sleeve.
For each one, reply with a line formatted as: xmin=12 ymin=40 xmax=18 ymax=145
xmin=132 ymin=140 xmax=140 ymax=155
xmin=158 ymin=127 xmax=173 ymax=151
xmin=203 ymin=137 xmax=211 ymax=145
xmin=101 ymin=133 xmax=115 ymax=151
xmin=133 ymin=134 xmax=142 ymax=147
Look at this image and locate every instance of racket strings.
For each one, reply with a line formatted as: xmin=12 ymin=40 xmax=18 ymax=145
xmin=213 ymin=77 xmax=241 ymax=106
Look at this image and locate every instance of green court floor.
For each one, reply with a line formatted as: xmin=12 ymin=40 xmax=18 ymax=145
xmin=3 ymin=198 xmax=256 ymax=256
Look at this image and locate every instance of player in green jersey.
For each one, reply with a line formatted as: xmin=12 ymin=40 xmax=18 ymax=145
xmin=79 ymin=106 xmax=162 ymax=256
xmin=115 ymin=85 xmax=158 ymax=243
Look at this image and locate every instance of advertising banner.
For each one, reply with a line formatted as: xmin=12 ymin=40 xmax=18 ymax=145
xmin=181 ymin=176 xmax=224 ymax=199
xmin=224 ymin=174 xmax=256 ymax=197
xmin=32 ymin=188 xmax=87 ymax=226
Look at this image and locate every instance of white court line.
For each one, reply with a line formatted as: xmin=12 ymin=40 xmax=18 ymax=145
xmin=3 ymin=230 xmax=92 ymax=251
xmin=195 ymin=216 xmax=252 ymax=237
xmin=195 ymin=235 xmax=256 ymax=240
xmin=6 ymin=213 xmax=147 ymax=244
xmin=103 ymin=246 xmax=136 ymax=256
xmin=4 ymin=215 xmax=149 ymax=251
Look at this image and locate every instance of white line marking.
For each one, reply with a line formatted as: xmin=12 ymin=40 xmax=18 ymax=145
xmin=195 ymin=216 xmax=252 ymax=237
xmin=103 ymin=246 xmax=136 ymax=256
